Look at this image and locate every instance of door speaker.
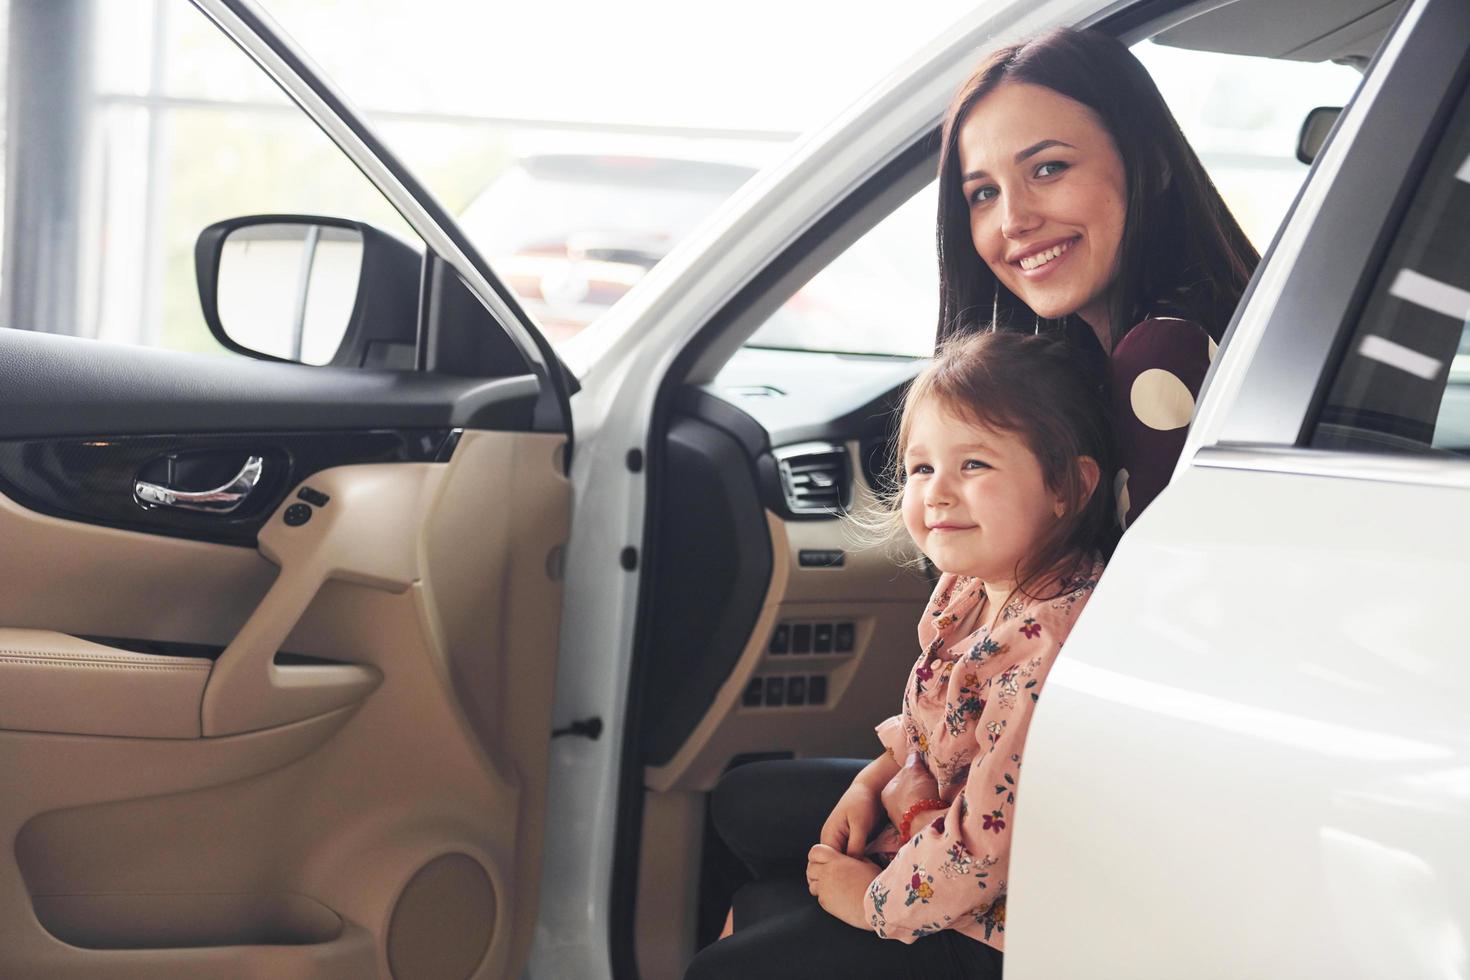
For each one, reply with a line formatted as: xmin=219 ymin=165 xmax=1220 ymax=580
xmin=387 ymin=853 xmax=496 ymax=980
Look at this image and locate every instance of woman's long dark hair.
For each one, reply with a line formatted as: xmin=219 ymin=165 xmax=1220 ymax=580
xmin=935 ymin=28 xmax=1258 ymax=348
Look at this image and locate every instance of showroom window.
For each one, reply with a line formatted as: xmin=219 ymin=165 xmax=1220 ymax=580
xmin=0 ymin=0 xmax=421 ymax=357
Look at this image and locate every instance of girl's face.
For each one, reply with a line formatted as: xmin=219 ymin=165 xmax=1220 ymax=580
xmin=957 ymin=82 xmax=1128 ymax=335
xmin=901 ymin=398 xmax=1063 ymax=587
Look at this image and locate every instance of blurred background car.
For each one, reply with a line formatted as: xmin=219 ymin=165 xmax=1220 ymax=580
xmin=458 ymin=154 xmax=756 ymax=342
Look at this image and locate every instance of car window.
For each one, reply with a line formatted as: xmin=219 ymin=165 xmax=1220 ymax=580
xmin=1309 ymin=84 xmax=1470 ymax=456
xmin=733 ymin=42 xmax=1364 ymax=360
xmin=457 ymin=155 xmax=761 ymax=345
xmin=744 ymin=184 xmax=939 ymax=358
xmin=0 ymin=0 xmax=422 ymax=358
xmin=1132 ymin=40 xmax=1362 ymax=251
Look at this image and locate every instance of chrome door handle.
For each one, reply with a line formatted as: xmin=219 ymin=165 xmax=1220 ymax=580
xmin=135 ymin=456 xmax=264 ymax=513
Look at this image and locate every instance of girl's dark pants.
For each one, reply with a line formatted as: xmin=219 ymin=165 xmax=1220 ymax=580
xmin=682 ymin=759 xmax=1005 ymax=980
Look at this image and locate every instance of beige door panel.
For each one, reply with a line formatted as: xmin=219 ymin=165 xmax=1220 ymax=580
xmin=0 ymin=430 xmax=569 ymax=980
xmin=0 ymin=630 xmax=211 ymax=738
xmin=0 ymin=482 xmax=276 ymax=644
xmin=201 ymin=460 xmax=439 ymax=736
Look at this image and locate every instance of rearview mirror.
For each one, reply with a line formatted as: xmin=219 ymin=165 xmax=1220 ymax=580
xmin=196 ymin=215 xmax=420 ymax=367
xmin=1297 ymin=106 xmax=1341 ymax=165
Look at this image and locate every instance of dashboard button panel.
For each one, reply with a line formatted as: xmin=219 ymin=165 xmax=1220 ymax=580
xmin=767 ymin=620 xmax=856 ymax=656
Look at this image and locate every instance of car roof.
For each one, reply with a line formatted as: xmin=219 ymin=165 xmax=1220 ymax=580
xmin=1152 ymin=0 xmax=1405 ymax=65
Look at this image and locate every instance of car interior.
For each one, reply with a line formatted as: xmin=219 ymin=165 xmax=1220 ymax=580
xmin=616 ymin=1 xmax=1408 ymax=977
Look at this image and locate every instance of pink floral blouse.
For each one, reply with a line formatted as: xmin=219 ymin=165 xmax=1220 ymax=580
xmin=862 ymin=556 xmax=1104 ymax=950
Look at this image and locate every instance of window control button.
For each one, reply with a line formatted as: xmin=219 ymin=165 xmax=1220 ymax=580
xmin=297 ymin=486 xmax=330 ymax=507
xmin=763 ymin=676 xmax=786 ymax=707
xmin=834 ymin=622 xmax=855 ymax=652
xmin=791 ymin=624 xmax=812 ymax=654
xmin=787 ymin=676 xmax=807 ymax=705
xmin=769 ymin=624 xmax=790 ymax=654
xmin=743 ymin=677 xmax=763 ymax=707
xmin=798 ymin=549 xmax=845 ymax=568
xmin=807 ymin=675 xmax=827 ymax=705
xmin=813 ymin=623 xmax=833 ymax=653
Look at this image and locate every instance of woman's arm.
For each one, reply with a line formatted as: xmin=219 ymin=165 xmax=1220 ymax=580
xmin=1110 ymin=317 xmax=1214 ymax=527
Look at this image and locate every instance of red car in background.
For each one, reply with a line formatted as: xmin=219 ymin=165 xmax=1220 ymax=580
xmin=458 ymin=154 xmax=757 ymax=342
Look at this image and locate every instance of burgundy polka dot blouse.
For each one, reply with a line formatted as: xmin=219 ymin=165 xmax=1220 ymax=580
xmin=1063 ymin=314 xmax=1216 ymax=530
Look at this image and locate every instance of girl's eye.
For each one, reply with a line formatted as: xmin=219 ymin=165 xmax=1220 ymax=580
xmin=908 ymin=463 xmax=933 ymax=476
xmin=1035 ymin=160 xmax=1069 ymax=178
xmin=962 ymin=459 xmax=991 ymax=471
xmin=967 ymin=185 xmax=997 ymax=206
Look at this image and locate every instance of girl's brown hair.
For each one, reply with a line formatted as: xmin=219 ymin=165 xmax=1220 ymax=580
xmin=876 ymin=329 xmax=1115 ymax=599
xmin=935 ymin=27 xmax=1258 ymax=348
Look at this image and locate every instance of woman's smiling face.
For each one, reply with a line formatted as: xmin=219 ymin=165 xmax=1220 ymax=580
xmin=957 ymin=82 xmax=1127 ymax=334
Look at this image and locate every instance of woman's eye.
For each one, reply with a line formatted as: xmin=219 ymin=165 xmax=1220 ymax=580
xmin=1035 ymin=160 xmax=1069 ymax=178
xmin=967 ymin=185 xmax=997 ymax=206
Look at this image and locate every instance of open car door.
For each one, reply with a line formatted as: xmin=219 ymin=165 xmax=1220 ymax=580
xmin=0 ymin=2 xmax=573 ymax=978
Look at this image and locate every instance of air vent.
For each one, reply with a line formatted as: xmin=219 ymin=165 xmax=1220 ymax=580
xmin=775 ymin=443 xmax=850 ymax=515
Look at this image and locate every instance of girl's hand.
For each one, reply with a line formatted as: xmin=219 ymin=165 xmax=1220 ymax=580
xmin=806 ymin=843 xmax=879 ymax=931
xmin=819 ymin=782 xmax=885 ymax=857
xmin=880 ymin=753 xmax=942 ymax=831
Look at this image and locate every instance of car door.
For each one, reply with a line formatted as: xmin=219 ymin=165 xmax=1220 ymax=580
xmin=0 ymin=2 xmax=572 ymax=978
xmin=1007 ymin=0 xmax=1470 ymax=976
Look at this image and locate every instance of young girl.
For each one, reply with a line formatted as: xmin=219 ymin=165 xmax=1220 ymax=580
xmin=686 ymin=329 xmax=1114 ymax=979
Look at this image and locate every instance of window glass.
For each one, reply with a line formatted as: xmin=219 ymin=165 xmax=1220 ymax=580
xmin=1 ymin=0 xmax=421 ymax=357
xmin=1309 ymin=86 xmax=1470 ymax=456
xmin=1132 ymin=40 xmax=1362 ymax=251
xmin=744 ymin=183 xmax=938 ymax=358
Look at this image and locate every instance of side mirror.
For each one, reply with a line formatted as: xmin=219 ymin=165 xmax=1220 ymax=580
xmin=1296 ymin=106 xmax=1341 ymax=165
xmin=196 ymin=215 xmax=420 ymax=367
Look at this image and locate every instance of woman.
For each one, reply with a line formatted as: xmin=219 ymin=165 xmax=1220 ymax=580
xmin=686 ymin=26 xmax=1257 ymax=980
xmin=936 ymin=26 xmax=1257 ymax=527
